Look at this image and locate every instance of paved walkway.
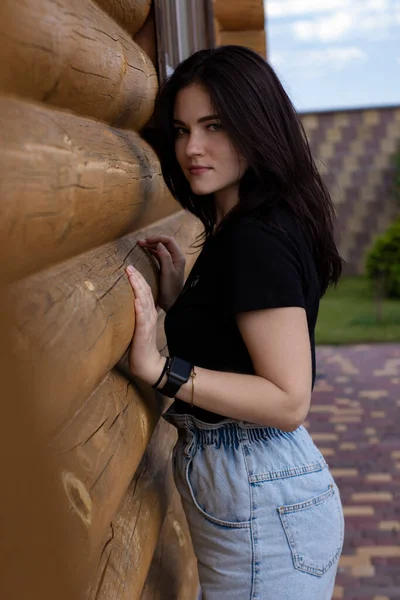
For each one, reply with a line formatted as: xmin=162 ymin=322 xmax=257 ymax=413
xmin=308 ymin=344 xmax=400 ymax=600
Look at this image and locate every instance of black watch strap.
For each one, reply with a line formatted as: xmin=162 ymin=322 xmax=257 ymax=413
xmin=159 ymin=356 xmax=193 ymax=398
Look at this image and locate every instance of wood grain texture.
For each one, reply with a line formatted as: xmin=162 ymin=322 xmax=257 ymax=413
xmin=93 ymin=0 xmax=151 ymax=36
xmin=0 ymin=0 xmax=157 ymax=128
xmin=133 ymin=7 xmax=157 ymax=68
xmin=0 ymin=292 xmax=87 ymax=599
xmin=141 ymin=486 xmax=199 ymax=600
xmin=86 ymin=418 xmax=178 ymax=600
xmin=219 ymin=30 xmax=267 ymax=57
xmin=0 ymin=96 xmax=177 ymax=282
xmin=214 ymin=0 xmax=265 ymax=31
xmin=53 ymin=367 xmax=166 ymax=566
xmin=8 ymin=211 xmax=201 ymax=439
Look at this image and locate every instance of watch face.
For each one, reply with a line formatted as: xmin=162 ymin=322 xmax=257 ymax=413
xmin=160 ymin=357 xmax=193 ymax=397
xmin=171 ymin=357 xmax=192 ymax=380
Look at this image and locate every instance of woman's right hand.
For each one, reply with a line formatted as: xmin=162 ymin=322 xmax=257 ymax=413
xmin=137 ymin=235 xmax=186 ymax=312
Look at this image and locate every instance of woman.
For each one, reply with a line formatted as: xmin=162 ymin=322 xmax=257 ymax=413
xmin=125 ymin=46 xmax=345 ymax=599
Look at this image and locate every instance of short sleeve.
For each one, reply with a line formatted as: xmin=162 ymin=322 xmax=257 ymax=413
xmin=223 ymin=219 xmax=306 ymax=314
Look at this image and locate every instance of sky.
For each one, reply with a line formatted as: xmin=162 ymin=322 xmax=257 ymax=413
xmin=265 ymin=0 xmax=400 ymax=112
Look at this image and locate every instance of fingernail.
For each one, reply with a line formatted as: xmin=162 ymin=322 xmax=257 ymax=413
xmin=126 ymin=265 xmax=135 ymax=274
xmin=157 ymin=243 xmax=164 ymax=250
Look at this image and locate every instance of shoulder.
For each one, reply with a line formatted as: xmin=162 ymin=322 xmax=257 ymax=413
xmin=220 ymin=210 xmax=309 ymax=313
xmin=221 ymin=208 xmax=303 ymax=260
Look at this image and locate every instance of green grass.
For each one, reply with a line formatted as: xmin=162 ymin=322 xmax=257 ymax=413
xmin=315 ymin=276 xmax=400 ymax=345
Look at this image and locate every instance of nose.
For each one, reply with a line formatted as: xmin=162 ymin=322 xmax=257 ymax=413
xmin=185 ymin=130 xmax=205 ymax=157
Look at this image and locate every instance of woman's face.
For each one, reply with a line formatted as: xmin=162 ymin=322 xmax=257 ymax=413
xmin=173 ymin=84 xmax=247 ymax=196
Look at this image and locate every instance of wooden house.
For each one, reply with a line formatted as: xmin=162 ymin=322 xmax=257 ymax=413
xmin=0 ymin=0 xmax=266 ymax=597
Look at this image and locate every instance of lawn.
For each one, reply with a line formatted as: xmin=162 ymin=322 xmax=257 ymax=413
xmin=315 ymin=276 xmax=400 ymax=345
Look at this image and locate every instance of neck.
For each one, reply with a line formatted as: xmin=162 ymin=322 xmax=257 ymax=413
xmin=214 ymin=184 xmax=240 ymax=226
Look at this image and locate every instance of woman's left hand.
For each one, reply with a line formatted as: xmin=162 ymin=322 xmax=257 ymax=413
xmin=125 ymin=265 xmax=166 ymax=385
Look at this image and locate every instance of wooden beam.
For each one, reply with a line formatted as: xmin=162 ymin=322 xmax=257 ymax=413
xmin=141 ymin=486 xmax=199 ymax=600
xmin=219 ymin=30 xmax=267 ymax=58
xmin=86 ymin=418 xmax=179 ymax=600
xmin=214 ymin=0 xmax=265 ymax=31
xmin=93 ymin=0 xmax=151 ymax=36
xmin=53 ymin=367 xmax=164 ymax=566
xmin=0 ymin=97 xmax=178 ymax=283
xmin=0 ymin=0 xmax=157 ymax=128
xmin=214 ymin=18 xmax=222 ymax=46
xmin=0 ymin=292 xmax=87 ymax=598
xmin=8 ymin=211 xmax=201 ymax=438
xmin=133 ymin=7 xmax=158 ymax=68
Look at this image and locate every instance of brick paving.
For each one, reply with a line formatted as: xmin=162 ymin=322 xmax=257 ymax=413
xmin=308 ymin=344 xmax=400 ymax=600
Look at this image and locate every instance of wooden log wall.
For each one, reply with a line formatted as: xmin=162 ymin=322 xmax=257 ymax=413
xmin=0 ymin=98 xmax=178 ymax=282
xmin=0 ymin=293 xmax=86 ymax=600
xmin=0 ymin=0 xmax=200 ymax=597
xmin=0 ymin=0 xmax=157 ymax=129
xmin=214 ymin=0 xmax=267 ymax=57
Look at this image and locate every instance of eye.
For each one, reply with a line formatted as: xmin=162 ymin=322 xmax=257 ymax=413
xmin=207 ymin=122 xmax=222 ymax=132
xmin=173 ymin=126 xmax=188 ymax=137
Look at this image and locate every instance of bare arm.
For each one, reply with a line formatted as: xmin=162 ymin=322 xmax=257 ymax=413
xmin=126 ymin=266 xmax=312 ymax=432
xmin=171 ymin=307 xmax=312 ymax=431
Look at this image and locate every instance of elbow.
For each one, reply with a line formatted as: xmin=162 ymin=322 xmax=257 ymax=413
xmin=279 ymin=391 xmax=310 ymax=432
xmin=280 ymin=420 xmax=304 ymax=433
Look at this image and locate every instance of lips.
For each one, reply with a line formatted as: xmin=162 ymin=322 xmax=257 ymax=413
xmin=189 ymin=166 xmax=211 ymax=175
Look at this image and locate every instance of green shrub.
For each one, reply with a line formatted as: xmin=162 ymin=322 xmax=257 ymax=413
xmin=366 ymin=217 xmax=400 ymax=298
xmin=395 ymin=152 xmax=400 ymax=204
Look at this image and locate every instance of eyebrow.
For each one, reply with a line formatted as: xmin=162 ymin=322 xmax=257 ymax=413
xmin=173 ymin=114 xmax=220 ymax=125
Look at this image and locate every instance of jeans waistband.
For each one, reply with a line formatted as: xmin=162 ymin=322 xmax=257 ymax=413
xmin=163 ymin=405 xmax=306 ymax=448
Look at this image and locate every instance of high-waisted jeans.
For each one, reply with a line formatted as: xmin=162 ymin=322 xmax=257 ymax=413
xmin=163 ymin=405 xmax=345 ymax=600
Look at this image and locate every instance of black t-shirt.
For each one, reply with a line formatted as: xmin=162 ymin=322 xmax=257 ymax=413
xmin=164 ymin=204 xmax=321 ymax=423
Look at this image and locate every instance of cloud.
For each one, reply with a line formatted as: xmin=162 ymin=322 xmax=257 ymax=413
xmin=266 ymin=0 xmax=400 ymax=111
xmin=267 ymin=0 xmax=351 ymax=18
xmin=269 ymin=52 xmax=286 ymax=69
xmin=291 ymin=5 xmax=395 ymax=42
xmin=358 ymin=11 xmax=394 ymax=34
xmin=293 ymin=12 xmax=353 ymax=42
xmin=300 ymin=47 xmax=368 ymax=70
xmin=365 ymin=0 xmax=390 ymax=10
xmin=267 ymin=0 xmax=397 ymax=42
xmin=267 ymin=0 xmax=392 ymax=19
xmin=270 ymin=46 xmax=368 ymax=77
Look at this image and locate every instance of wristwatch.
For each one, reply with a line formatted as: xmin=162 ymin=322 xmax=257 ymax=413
xmin=158 ymin=356 xmax=193 ymax=398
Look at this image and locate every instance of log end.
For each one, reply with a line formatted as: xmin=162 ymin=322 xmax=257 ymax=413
xmin=62 ymin=471 xmax=92 ymax=527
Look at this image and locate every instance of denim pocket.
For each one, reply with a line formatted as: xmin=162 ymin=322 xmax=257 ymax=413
xmin=184 ymin=444 xmax=251 ymax=529
xmin=243 ymin=426 xmax=328 ymax=484
xmin=278 ymin=483 xmax=344 ymax=577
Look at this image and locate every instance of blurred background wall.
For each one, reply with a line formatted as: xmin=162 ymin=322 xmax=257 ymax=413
xmin=264 ymin=0 xmax=400 ymax=275
xmin=303 ymin=106 xmax=400 ymax=274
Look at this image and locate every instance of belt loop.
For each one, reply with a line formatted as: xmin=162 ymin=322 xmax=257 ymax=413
xmin=183 ymin=433 xmax=196 ymax=458
xmin=182 ymin=415 xmax=196 ymax=458
xmin=238 ymin=423 xmax=249 ymax=444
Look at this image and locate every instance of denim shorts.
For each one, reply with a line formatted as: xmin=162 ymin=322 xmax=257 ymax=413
xmin=163 ymin=405 xmax=345 ymax=600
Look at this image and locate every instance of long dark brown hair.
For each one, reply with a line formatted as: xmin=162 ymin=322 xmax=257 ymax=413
xmin=153 ymin=45 xmax=343 ymax=295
